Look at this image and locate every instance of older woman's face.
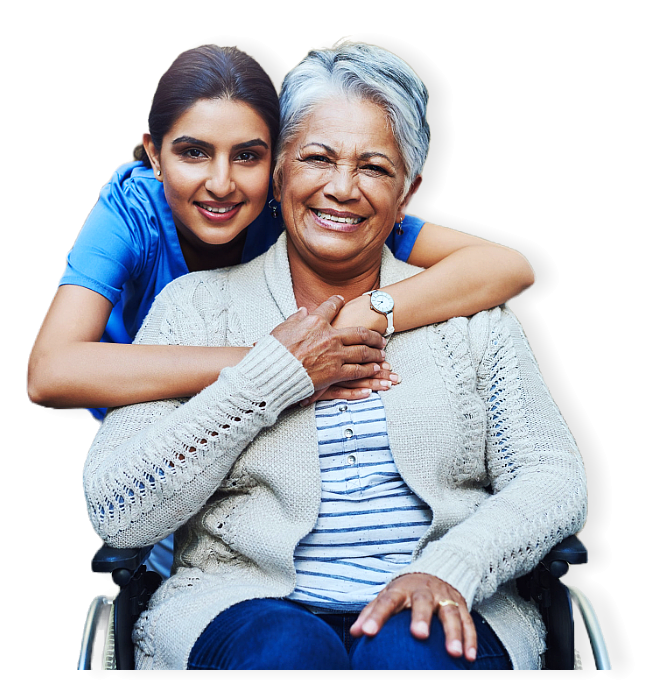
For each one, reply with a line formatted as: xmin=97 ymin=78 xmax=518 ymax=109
xmin=275 ymin=98 xmax=410 ymax=274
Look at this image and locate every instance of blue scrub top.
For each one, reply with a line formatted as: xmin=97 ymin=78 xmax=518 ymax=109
xmin=60 ymin=162 xmax=424 ymax=418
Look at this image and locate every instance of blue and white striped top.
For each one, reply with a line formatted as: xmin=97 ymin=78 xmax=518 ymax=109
xmin=288 ymin=392 xmax=432 ymax=612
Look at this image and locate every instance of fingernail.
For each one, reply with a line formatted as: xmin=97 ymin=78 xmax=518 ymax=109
xmin=361 ymin=389 xmax=371 ymax=396
xmin=414 ymin=620 xmax=429 ymax=637
xmin=335 ymin=295 xmax=345 ymax=300
xmin=381 ymin=362 xmax=391 ymax=370
xmin=362 ymin=619 xmax=379 ymax=634
xmin=380 ymin=380 xmax=392 ymax=388
xmin=390 ymin=373 xmax=400 ymax=384
xmin=373 ymin=364 xmax=381 ymax=372
xmin=467 ymin=647 xmax=477 ymax=660
xmin=450 ymin=640 xmax=462 ymax=655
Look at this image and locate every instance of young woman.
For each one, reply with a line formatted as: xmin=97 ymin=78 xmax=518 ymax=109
xmin=27 ymin=44 xmax=534 ymax=420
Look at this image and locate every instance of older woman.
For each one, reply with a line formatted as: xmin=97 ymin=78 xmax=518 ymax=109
xmin=83 ymin=42 xmax=586 ymax=670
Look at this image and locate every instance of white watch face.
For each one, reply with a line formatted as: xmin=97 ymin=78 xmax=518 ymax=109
xmin=371 ymin=291 xmax=394 ymax=313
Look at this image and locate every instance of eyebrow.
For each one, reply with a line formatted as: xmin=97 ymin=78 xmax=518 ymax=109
xmin=303 ymin=142 xmax=397 ymax=167
xmin=171 ymin=136 xmax=269 ymax=150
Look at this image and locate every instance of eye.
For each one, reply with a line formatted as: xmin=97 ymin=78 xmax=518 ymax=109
xmin=182 ymin=147 xmax=206 ymax=160
xmin=299 ymin=153 xmax=332 ymax=165
xmin=361 ymin=163 xmax=390 ymax=176
xmin=235 ymin=151 xmax=259 ymax=162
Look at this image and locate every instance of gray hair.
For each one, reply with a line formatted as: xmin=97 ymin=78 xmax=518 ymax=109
xmin=276 ymin=41 xmax=430 ymax=196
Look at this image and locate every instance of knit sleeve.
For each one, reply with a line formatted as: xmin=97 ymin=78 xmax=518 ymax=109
xmin=398 ymin=307 xmax=587 ymax=607
xmin=83 ymin=278 xmax=314 ymax=549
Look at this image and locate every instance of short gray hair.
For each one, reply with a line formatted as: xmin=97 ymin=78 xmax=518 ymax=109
xmin=276 ymin=41 xmax=430 ymax=196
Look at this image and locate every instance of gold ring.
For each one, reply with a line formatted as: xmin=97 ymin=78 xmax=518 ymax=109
xmin=438 ymin=599 xmax=459 ymax=608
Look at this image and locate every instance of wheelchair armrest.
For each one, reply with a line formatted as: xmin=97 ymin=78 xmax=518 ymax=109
xmin=92 ymin=544 xmax=154 ymax=588
xmin=541 ymin=535 xmax=588 ymax=578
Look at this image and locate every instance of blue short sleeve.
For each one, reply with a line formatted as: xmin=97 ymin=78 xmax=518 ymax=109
xmin=385 ymin=214 xmax=424 ymax=262
xmin=60 ymin=164 xmax=145 ymax=306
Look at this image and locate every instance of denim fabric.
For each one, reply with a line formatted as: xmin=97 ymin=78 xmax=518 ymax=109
xmin=187 ymin=598 xmax=512 ymax=670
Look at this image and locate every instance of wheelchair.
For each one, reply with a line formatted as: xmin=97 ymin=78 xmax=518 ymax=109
xmin=78 ymin=535 xmax=610 ymax=670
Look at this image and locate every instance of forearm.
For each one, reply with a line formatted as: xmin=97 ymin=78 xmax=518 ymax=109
xmin=84 ymin=336 xmax=313 ymax=547
xmin=27 ymin=341 xmax=250 ymax=409
xmin=334 ymin=245 xmax=534 ymax=333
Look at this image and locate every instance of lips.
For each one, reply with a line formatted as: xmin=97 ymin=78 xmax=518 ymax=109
xmin=195 ymin=202 xmax=239 ymax=214
xmin=310 ymin=208 xmax=366 ymax=233
xmin=193 ymin=201 xmax=244 ymax=224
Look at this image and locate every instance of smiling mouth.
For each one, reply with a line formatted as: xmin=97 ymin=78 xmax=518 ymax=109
xmin=195 ymin=202 xmax=240 ymax=214
xmin=314 ymin=210 xmax=365 ymax=225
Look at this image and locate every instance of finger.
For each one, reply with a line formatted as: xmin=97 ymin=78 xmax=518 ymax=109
xmin=335 ymin=368 xmax=400 ymax=388
xmin=338 ymin=325 xmax=387 ymax=349
xmin=409 ymin=590 xmax=436 ymax=640
xmin=309 ymin=295 xmax=345 ymax=323
xmin=299 ymin=387 xmax=329 ymax=407
xmin=338 ymin=363 xmax=384 ymax=383
xmin=303 ymin=387 xmax=373 ymax=405
xmin=289 ymin=306 xmax=309 ymax=318
xmin=438 ymin=600 xmax=464 ymax=658
xmin=341 ymin=343 xmax=386 ymax=365
xmin=351 ymin=591 xmax=405 ymax=637
xmin=461 ymin=608 xmax=478 ymax=662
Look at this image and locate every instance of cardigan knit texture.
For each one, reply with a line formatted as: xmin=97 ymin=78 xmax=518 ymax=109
xmin=83 ymin=234 xmax=587 ymax=670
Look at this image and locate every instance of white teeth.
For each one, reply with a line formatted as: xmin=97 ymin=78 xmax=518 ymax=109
xmin=316 ymin=211 xmax=363 ymax=224
xmin=198 ymin=203 xmax=236 ymax=213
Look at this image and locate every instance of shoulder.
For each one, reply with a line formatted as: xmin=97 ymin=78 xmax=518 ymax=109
xmin=155 ymin=251 xmax=266 ymax=313
xmin=379 ymin=246 xmax=424 ymax=285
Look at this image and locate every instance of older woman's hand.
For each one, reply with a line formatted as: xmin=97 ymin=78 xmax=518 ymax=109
xmin=271 ymin=295 xmax=387 ymax=393
xmin=350 ymin=573 xmax=478 ymax=662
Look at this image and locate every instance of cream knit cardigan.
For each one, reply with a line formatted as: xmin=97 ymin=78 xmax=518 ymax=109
xmin=84 ymin=234 xmax=587 ymax=670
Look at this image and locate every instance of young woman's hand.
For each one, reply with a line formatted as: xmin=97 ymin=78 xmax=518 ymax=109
xmin=298 ymin=362 xmax=400 ymax=406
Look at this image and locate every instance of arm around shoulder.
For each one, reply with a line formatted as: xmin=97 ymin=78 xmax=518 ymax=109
xmin=334 ymin=222 xmax=534 ymax=334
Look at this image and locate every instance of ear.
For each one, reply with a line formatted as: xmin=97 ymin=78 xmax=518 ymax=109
xmin=143 ymin=134 xmax=162 ymax=181
xmin=397 ymin=175 xmax=423 ymax=222
xmin=272 ymin=173 xmax=282 ymax=203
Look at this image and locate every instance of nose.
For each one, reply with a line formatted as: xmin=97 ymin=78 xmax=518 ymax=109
xmin=323 ymin=165 xmax=360 ymax=202
xmin=206 ymin=159 xmax=236 ymax=199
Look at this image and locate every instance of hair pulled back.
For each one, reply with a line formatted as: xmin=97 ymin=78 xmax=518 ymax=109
xmin=134 ymin=45 xmax=279 ymax=166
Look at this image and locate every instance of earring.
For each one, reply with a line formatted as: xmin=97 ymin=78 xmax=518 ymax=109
xmin=155 ymin=169 xmax=161 ymax=177
xmin=396 ymin=216 xmax=404 ymax=235
xmin=268 ymin=198 xmax=279 ymax=219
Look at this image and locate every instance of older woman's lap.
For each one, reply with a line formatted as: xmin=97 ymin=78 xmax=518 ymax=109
xmin=187 ymin=598 xmax=511 ymax=670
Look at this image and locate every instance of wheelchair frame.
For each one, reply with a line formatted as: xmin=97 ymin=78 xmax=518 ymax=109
xmin=78 ymin=535 xmax=610 ymax=670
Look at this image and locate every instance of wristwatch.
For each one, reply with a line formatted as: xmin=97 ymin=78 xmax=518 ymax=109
xmin=364 ymin=290 xmax=395 ymax=338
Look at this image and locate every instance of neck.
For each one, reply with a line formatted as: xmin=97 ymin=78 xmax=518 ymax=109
xmin=178 ymin=228 xmax=248 ymax=272
xmin=287 ymin=237 xmax=381 ymax=311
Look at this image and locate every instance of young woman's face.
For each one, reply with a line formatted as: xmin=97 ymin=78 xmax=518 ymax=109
xmin=148 ymin=99 xmax=272 ymax=251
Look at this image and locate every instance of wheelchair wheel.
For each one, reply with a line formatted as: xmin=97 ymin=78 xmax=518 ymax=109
xmin=78 ymin=596 xmax=115 ymax=670
xmin=102 ymin=603 xmax=117 ymax=670
xmin=569 ymin=586 xmax=611 ymax=670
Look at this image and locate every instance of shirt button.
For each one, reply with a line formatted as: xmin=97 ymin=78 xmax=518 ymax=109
xmin=347 ymin=455 xmax=357 ymax=465
xmin=344 ymin=428 xmax=353 ymax=438
xmin=338 ymin=404 xmax=348 ymax=412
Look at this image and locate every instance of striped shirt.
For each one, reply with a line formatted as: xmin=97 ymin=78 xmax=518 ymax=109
xmin=288 ymin=393 xmax=432 ymax=612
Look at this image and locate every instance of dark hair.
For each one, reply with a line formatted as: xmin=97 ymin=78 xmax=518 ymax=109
xmin=134 ymin=45 xmax=279 ymax=166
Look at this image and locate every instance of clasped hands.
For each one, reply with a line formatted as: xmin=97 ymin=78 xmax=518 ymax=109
xmin=271 ymin=298 xmax=476 ymax=660
xmin=270 ymin=295 xmax=399 ymax=404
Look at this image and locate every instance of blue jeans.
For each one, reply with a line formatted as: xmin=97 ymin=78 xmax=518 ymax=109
xmin=187 ymin=598 xmax=512 ymax=670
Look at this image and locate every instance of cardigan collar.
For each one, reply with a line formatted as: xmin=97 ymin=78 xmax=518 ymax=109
xmin=262 ymin=232 xmax=421 ymax=322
